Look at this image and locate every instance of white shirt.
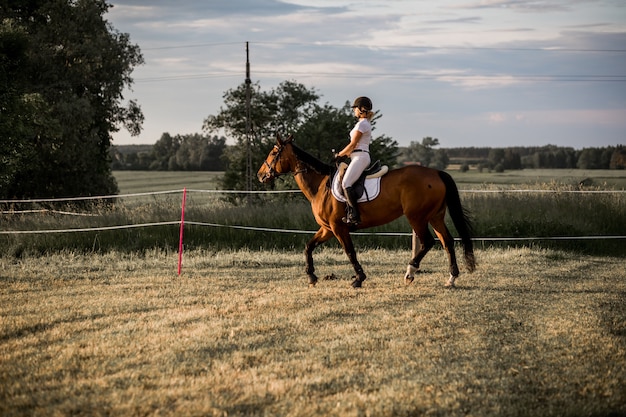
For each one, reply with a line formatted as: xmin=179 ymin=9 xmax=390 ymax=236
xmin=350 ymin=118 xmax=372 ymax=152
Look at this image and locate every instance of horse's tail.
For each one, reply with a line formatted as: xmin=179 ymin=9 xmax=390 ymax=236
xmin=438 ymin=171 xmax=476 ymax=273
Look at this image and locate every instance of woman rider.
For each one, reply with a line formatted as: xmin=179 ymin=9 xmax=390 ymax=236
xmin=336 ymin=96 xmax=374 ymax=225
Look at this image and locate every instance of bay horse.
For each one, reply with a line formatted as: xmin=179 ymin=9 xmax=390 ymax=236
xmin=257 ymin=134 xmax=476 ymax=288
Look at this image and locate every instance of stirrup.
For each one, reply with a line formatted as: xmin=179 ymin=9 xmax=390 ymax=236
xmin=342 ymin=214 xmax=360 ymax=225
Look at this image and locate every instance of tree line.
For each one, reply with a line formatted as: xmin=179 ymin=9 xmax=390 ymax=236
xmin=110 ymin=133 xmax=227 ymax=171
xmin=442 ymin=145 xmax=625 ymax=171
xmin=113 ymin=138 xmax=625 ymax=172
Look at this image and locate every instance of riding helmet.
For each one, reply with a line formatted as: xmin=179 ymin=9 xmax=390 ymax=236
xmin=352 ymin=96 xmax=373 ymax=111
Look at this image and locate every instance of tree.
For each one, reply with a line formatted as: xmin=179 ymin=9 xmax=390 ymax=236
xmin=503 ymin=149 xmax=522 ymax=170
xmin=296 ymin=102 xmax=399 ymax=168
xmin=577 ymin=148 xmax=603 ymax=169
xmin=609 ymin=146 xmax=626 ymax=170
xmin=401 ymin=137 xmax=442 ymax=168
xmin=174 ymin=134 xmax=227 ymax=171
xmin=0 ymin=0 xmax=143 ymax=199
xmin=487 ymin=148 xmax=505 ymax=170
xmin=203 ymin=81 xmax=320 ymax=193
xmin=369 ymin=134 xmax=400 ymax=168
xmin=431 ymin=149 xmax=450 ymax=170
xmin=150 ymin=133 xmax=180 ymax=170
xmin=295 ymin=103 xmax=353 ymax=161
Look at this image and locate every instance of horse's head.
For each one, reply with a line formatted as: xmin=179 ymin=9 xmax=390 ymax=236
xmin=257 ymin=134 xmax=296 ymax=183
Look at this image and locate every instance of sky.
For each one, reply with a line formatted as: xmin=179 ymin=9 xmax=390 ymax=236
xmin=105 ymin=0 xmax=626 ymax=149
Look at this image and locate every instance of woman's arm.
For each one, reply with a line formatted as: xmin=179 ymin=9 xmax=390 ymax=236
xmin=338 ymin=129 xmax=363 ymax=157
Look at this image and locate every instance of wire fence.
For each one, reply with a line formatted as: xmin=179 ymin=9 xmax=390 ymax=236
xmin=1 ymin=189 xmax=625 ymax=241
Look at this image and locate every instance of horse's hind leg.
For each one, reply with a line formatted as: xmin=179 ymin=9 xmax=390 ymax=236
xmin=431 ymin=219 xmax=460 ymax=287
xmin=405 ymin=227 xmax=435 ymax=284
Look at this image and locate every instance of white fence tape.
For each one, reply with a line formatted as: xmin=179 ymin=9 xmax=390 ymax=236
xmin=0 ymin=222 xmax=180 ymax=234
xmin=1 ymin=209 xmax=99 ymax=216
xmin=1 ymin=188 xmax=624 ymax=241
xmin=0 ymin=187 xmax=624 ymax=205
xmin=1 ymin=219 xmax=624 ymax=241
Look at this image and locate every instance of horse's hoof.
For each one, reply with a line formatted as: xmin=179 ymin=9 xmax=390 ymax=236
xmin=445 ymin=279 xmax=457 ymax=288
xmin=351 ymin=279 xmax=362 ymax=288
xmin=405 ymin=265 xmax=418 ymax=285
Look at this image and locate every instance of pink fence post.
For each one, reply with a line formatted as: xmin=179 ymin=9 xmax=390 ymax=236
xmin=177 ymin=187 xmax=187 ymax=276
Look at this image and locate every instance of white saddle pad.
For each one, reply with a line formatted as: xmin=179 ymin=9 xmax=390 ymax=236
xmin=331 ymin=171 xmax=381 ymax=203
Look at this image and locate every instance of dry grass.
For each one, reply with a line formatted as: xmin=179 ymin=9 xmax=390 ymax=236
xmin=1 ymin=248 xmax=625 ymax=416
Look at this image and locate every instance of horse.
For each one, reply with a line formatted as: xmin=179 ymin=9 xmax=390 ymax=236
xmin=257 ymin=134 xmax=476 ymax=288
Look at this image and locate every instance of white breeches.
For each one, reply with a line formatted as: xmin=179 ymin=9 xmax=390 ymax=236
xmin=342 ymin=153 xmax=371 ymax=188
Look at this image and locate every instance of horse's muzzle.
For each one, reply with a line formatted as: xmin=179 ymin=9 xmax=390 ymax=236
xmin=257 ymin=171 xmax=272 ymax=183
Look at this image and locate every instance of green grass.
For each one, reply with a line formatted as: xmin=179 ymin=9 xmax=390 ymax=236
xmin=1 ymin=248 xmax=624 ymax=416
xmin=1 ymin=170 xmax=624 ymax=256
xmin=110 ymin=169 xmax=626 ymax=195
xmin=449 ymin=168 xmax=626 ymax=189
xmin=113 ymin=171 xmax=223 ymax=194
xmin=1 ymin=171 xmax=625 ymax=415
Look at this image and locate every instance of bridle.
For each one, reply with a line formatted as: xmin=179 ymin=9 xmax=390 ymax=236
xmin=260 ymin=141 xmax=307 ymax=182
xmin=260 ymin=143 xmax=286 ymax=182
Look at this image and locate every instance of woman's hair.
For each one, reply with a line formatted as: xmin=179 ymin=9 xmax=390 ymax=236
xmin=357 ymin=108 xmax=375 ymax=121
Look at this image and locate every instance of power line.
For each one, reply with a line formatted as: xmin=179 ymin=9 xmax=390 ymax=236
xmin=141 ymin=40 xmax=626 ymax=54
xmin=142 ymin=41 xmax=243 ymax=51
xmin=252 ymin=40 xmax=626 ymax=53
xmin=133 ymin=41 xmax=626 ymax=84
xmin=134 ymin=71 xmax=626 ymax=83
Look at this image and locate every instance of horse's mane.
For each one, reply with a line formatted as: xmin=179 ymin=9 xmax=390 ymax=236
xmin=291 ymin=143 xmax=334 ymax=176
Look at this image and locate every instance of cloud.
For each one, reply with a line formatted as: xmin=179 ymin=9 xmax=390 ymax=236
xmin=448 ymin=0 xmax=589 ymax=12
xmin=106 ymin=0 xmax=626 ymax=149
xmin=424 ymin=16 xmax=483 ymax=24
xmin=109 ymin=0 xmax=338 ymax=20
xmin=488 ymin=112 xmax=507 ymax=123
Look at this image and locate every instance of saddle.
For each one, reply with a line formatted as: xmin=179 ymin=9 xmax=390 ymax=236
xmin=333 ymin=160 xmax=389 ymax=202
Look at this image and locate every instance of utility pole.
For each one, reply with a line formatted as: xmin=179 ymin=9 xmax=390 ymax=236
xmin=245 ymin=41 xmax=252 ymax=203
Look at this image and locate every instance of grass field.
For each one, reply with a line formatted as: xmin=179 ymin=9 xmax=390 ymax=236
xmin=1 ymin=248 xmax=624 ymax=416
xmin=1 ymin=169 xmax=625 ymax=415
xmin=112 ymin=169 xmax=626 ymax=194
xmin=447 ymin=167 xmax=626 ymax=189
xmin=2 ymin=169 xmax=625 ymax=256
xmin=114 ymin=171 xmax=224 ymax=194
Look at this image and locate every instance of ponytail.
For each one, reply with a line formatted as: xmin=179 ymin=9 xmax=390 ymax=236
xmin=358 ymin=108 xmax=375 ymax=121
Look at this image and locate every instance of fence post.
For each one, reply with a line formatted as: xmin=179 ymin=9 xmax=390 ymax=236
xmin=178 ymin=188 xmax=187 ymax=276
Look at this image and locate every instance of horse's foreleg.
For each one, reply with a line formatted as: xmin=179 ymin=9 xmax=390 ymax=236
xmin=334 ymin=229 xmax=366 ymax=288
xmin=405 ymin=228 xmax=435 ymax=284
xmin=304 ymin=228 xmax=333 ymax=287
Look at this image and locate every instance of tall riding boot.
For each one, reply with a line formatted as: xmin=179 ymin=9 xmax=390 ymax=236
xmin=342 ymin=186 xmax=361 ymax=225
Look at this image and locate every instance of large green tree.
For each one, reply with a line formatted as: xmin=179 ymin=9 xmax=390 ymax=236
xmin=0 ymin=0 xmax=143 ymax=199
xmin=204 ymin=82 xmax=399 ymax=194
xmin=296 ymin=101 xmax=399 ymax=168
xmin=203 ymin=80 xmax=320 ymax=193
xmin=400 ymin=137 xmax=445 ymax=169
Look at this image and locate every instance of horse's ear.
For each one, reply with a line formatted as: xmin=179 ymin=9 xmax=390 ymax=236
xmin=276 ymin=132 xmax=283 ymax=145
xmin=286 ymin=134 xmax=294 ymax=144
